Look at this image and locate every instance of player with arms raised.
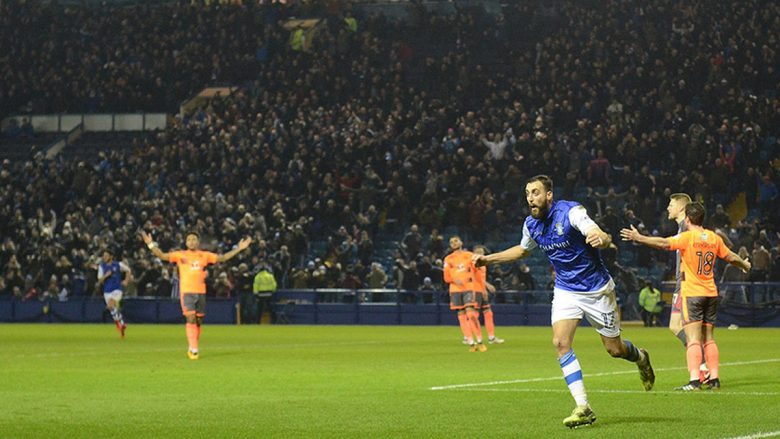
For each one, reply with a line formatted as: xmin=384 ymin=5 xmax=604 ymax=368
xmin=141 ymin=230 xmax=252 ymax=360
xmin=621 ymin=202 xmax=750 ymax=390
xmin=665 ymin=193 xmax=709 ymax=382
xmin=474 ymin=175 xmax=654 ymax=428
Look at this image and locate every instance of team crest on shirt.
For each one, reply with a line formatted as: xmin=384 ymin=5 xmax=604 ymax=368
xmin=701 ymin=232 xmax=708 ymax=240
xmin=555 ymin=222 xmax=564 ymax=236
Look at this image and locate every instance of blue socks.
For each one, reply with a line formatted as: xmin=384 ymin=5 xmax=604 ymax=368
xmin=623 ymin=340 xmax=641 ymax=362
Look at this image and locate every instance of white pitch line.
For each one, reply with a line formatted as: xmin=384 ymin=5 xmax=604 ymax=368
xmin=722 ymin=431 xmax=780 ymax=439
xmin=430 ymin=367 xmax=681 ymax=391
xmin=429 ymin=358 xmax=780 ymax=391
xmin=454 ymin=388 xmax=780 ymax=397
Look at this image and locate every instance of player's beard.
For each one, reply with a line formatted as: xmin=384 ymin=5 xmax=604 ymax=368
xmin=529 ymin=201 xmax=549 ymax=219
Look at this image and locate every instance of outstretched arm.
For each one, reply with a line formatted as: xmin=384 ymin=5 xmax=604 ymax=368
xmin=140 ymin=230 xmax=171 ymax=261
xmin=620 ymin=225 xmax=671 ymax=250
xmin=473 ymin=245 xmax=529 ymax=267
xmin=217 ymin=237 xmax=253 ymax=263
xmin=724 ymin=251 xmax=751 ymax=274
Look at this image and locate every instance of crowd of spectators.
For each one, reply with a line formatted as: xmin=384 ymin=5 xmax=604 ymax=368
xmin=1 ymin=0 xmax=778 ymax=303
xmin=0 ymin=0 xmax=283 ymax=115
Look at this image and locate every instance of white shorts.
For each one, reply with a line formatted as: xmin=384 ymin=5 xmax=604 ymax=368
xmin=551 ymin=279 xmax=620 ymax=338
xmin=103 ymin=290 xmax=123 ymax=305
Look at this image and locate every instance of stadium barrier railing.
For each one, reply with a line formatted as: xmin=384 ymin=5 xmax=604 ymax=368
xmin=0 ymin=283 xmax=777 ymax=326
xmin=0 ymin=296 xmax=236 ymax=324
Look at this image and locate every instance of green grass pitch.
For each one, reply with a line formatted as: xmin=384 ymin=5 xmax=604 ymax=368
xmin=1 ymin=324 xmax=779 ymax=438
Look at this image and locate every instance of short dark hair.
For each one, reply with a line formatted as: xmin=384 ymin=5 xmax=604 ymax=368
xmin=527 ymin=174 xmax=553 ymax=192
xmin=685 ymin=202 xmax=706 ymax=226
xmin=102 ymin=248 xmax=114 ymax=256
xmin=185 ymin=231 xmax=200 ymax=239
xmin=670 ymin=193 xmax=692 ymax=205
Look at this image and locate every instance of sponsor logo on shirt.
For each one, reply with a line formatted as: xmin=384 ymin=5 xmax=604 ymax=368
xmin=540 ymin=241 xmax=571 ymax=251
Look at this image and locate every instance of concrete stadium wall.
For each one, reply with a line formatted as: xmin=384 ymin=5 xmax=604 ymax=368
xmin=1 ymin=113 xmax=166 ymax=133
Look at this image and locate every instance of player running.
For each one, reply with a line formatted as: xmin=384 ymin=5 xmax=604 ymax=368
xmin=474 ymin=175 xmax=654 ymax=428
xmin=141 ymin=230 xmax=252 ymax=360
xmin=444 ymin=236 xmax=486 ymax=352
xmin=97 ymin=248 xmax=132 ymax=338
xmin=621 ymin=202 xmax=751 ymax=390
xmin=473 ymin=245 xmax=504 ymax=344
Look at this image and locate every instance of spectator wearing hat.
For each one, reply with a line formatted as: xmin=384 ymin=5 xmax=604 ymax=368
xmin=419 ymin=276 xmax=436 ymax=304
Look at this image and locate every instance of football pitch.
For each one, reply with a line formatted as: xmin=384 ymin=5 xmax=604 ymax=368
xmin=1 ymin=324 xmax=779 ymax=438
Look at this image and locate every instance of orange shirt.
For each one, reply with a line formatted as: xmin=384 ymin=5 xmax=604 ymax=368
xmin=168 ymin=250 xmax=219 ymax=294
xmin=443 ymin=250 xmax=475 ymax=293
xmin=667 ymin=229 xmax=730 ymax=297
xmin=474 ymin=266 xmax=487 ymax=295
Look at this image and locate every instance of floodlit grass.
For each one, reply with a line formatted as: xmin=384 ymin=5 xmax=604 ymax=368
xmin=1 ymin=324 xmax=778 ymax=438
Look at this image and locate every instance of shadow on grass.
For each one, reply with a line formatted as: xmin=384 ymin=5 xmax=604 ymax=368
xmin=199 ymin=350 xmax=243 ymax=359
xmin=598 ymin=415 xmax=685 ymax=426
xmin=718 ymin=380 xmax=768 ymax=389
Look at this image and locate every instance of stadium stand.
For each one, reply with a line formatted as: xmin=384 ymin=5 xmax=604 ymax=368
xmin=0 ymin=1 xmax=777 ymax=323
